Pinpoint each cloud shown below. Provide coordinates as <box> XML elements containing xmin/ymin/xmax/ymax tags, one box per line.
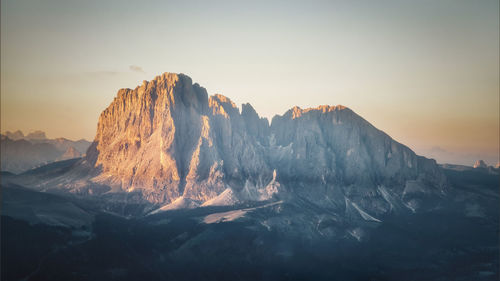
<box><xmin>129</xmin><ymin>65</ymin><xmax>145</xmax><ymax>73</ymax></box>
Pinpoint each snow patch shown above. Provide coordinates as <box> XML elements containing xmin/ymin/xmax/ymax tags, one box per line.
<box><xmin>150</xmin><ymin>197</ymin><xmax>200</xmax><ymax>214</ymax></box>
<box><xmin>203</xmin><ymin>201</ymin><xmax>283</xmax><ymax>224</ymax></box>
<box><xmin>377</xmin><ymin>186</ymin><xmax>394</xmax><ymax>211</ymax></box>
<box><xmin>203</xmin><ymin>209</ymin><xmax>248</xmax><ymax>224</ymax></box>
<box><xmin>351</xmin><ymin>202</ymin><xmax>382</xmax><ymax>222</ymax></box>
<box><xmin>203</xmin><ymin>170</ymin><xmax>281</xmax><ymax>207</ymax></box>
<box><xmin>201</xmin><ymin>188</ymin><xmax>239</xmax><ymax>207</ymax></box>
<box><xmin>345</xmin><ymin>197</ymin><xmax>381</xmax><ymax>223</ymax></box>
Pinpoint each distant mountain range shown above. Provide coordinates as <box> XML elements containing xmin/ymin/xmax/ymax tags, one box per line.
<box><xmin>0</xmin><ymin>130</ymin><xmax>90</xmax><ymax>173</ymax></box>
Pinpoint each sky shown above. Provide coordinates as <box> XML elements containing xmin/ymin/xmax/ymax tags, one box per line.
<box><xmin>1</xmin><ymin>0</ymin><xmax>498</xmax><ymax>166</ymax></box>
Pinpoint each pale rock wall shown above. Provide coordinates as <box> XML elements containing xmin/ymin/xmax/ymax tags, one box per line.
<box><xmin>82</xmin><ymin>72</ymin><xmax>446</xmax><ymax>206</ymax></box>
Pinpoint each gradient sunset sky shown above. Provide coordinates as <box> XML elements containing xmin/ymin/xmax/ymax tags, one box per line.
<box><xmin>1</xmin><ymin>0</ymin><xmax>499</xmax><ymax>166</ymax></box>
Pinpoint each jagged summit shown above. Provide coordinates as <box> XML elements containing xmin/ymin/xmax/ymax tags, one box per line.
<box><xmin>3</xmin><ymin>130</ymin><xmax>25</xmax><ymax>140</ymax></box>
<box><xmin>27</xmin><ymin>72</ymin><xmax>445</xmax><ymax>212</ymax></box>
<box><xmin>117</xmin><ymin>72</ymin><xmax>192</xmax><ymax>92</ymax></box>
<box><xmin>3</xmin><ymin>130</ymin><xmax>47</xmax><ymax>141</ymax></box>
<box><xmin>281</xmin><ymin>105</ymin><xmax>349</xmax><ymax>120</ymax></box>
<box><xmin>209</xmin><ymin>94</ymin><xmax>239</xmax><ymax>118</ymax></box>
<box><xmin>1</xmin><ymin>130</ymin><xmax>91</xmax><ymax>173</ymax></box>
<box><xmin>25</xmin><ymin>130</ymin><xmax>47</xmax><ymax>141</ymax></box>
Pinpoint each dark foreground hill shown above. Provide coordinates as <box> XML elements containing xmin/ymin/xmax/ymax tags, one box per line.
<box><xmin>1</xmin><ymin>165</ymin><xmax>498</xmax><ymax>281</ymax></box>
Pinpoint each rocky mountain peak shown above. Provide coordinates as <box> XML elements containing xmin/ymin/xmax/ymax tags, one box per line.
<box><xmin>473</xmin><ymin>160</ymin><xmax>488</xmax><ymax>169</ymax></box>
<box><xmin>25</xmin><ymin>130</ymin><xmax>47</xmax><ymax>141</ymax></box>
<box><xmin>1</xmin><ymin>131</ymin><xmax>91</xmax><ymax>174</ymax></box>
<box><xmin>209</xmin><ymin>94</ymin><xmax>239</xmax><ymax>118</ymax></box>
<box><xmin>4</xmin><ymin>130</ymin><xmax>25</xmax><ymax>140</ymax></box>
<box><xmin>280</xmin><ymin>105</ymin><xmax>348</xmax><ymax>120</ymax></box>
<box><xmin>3</xmin><ymin>130</ymin><xmax>49</xmax><ymax>141</ymax></box>
<box><xmin>73</xmin><ymin>72</ymin><xmax>447</xmax><ymax>208</ymax></box>
<box><xmin>58</xmin><ymin>146</ymin><xmax>82</xmax><ymax>160</ymax></box>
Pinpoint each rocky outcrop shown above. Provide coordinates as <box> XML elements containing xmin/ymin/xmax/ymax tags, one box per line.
<box><xmin>84</xmin><ymin>73</ymin><xmax>272</xmax><ymax>203</ymax></box>
<box><xmin>269</xmin><ymin>105</ymin><xmax>444</xmax><ymax>187</ymax></box>
<box><xmin>44</xmin><ymin>138</ymin><xmax>90</xmax><ymax>155</ymax></box>
<box><xmin>473</xmin><ymin>160</ymin><xmax>488</xmax><ymax>169</ymax></box>
<box><xmin>58</xmin><ymin>147</ymin><xmax>82</xmax><ymax>160</ymax></box>
<box><xmin>77</xmin><ymin>72</ymin><xmax>446</xmax><ymax>209</ymax></box>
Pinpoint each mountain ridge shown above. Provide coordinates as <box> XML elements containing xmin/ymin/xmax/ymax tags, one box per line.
<box><xmin>14</xmin><ymin>72</ymin><xmax>446</xmax><ymax>216</ymax></box>
<box><xmin>0</xmin><ymin>131</ymin><xmax>91</xmax><ymax>173</ymax></box>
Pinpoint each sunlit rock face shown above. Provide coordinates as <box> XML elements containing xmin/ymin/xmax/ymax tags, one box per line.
<box><xmin>82</xmin><ymin>72</ymin><xmax>445</xmax><ymax>206</ymax></box>
<box><xmin>85</xmin><ymin>73</ymin><xmax>272</xmax><ymax>203</ymax></box>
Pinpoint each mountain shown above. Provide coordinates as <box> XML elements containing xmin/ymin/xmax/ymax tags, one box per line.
<box><xmin>0</xmin><ymin>136</ymin><xmax>62</xmax><ymax>174</ymax></box>
<box><xmin>19</xmin><ymin>73</ymin><xmax>445</xmax><ymax>216</ymax></box>
<box><xmin>58</xmin><ymin>146</ymin><xmax>82</xmax><ymax>160</ymax></box>
<box><xmin>1</xmin><ymin>72</ymin><xmax>497</xmax><ymax>281</ymax></box>
<box><xmin>25</xmin><ymin>130</ymin><xmax>47</xmax><ymax>141</ymax></box>
<box><xmin>0</xmin><ymin>131</ymin><xmax>91</xmax><ymax>173</ymax></box>
<box><xmin>473</xmin><ymin>159</ymin><xmax>488</xmax><ymax>169</ymax></box>
<box><xmin>4</xmin><ymin>130</ymin><xmax>24</xmax><ymax>140</ymax></box>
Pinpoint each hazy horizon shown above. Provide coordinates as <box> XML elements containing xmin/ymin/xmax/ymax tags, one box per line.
<box><xmin>1</xmin><ymin>0</ymin><xmax>498</xmax><ymax>166</ymax></box>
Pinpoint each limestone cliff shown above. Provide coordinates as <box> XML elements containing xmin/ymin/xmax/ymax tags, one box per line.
<box><xmin>73</xmin><ymin>72</ymin><xmax>445</xmax><ymax>209</ymax></box>
<box><xmin>84</xmin><ymin>73</ymin><xmax>271</xmax><ymax>203</ymax></box>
